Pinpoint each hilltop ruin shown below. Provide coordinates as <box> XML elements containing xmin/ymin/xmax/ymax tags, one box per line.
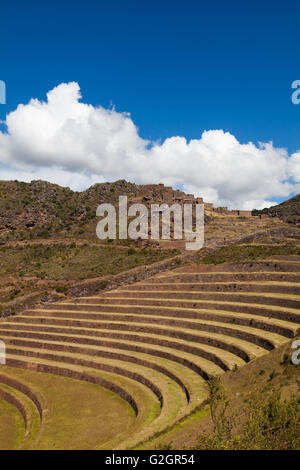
<box><xmin>137</xmin><ymin>182</ymin><xmax>253</xmax><ymax>217</ymax></box>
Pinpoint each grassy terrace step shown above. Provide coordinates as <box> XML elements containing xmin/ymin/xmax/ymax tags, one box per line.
<box><xmin>3</xmin><ymin>313</ymin><xmax>275</xmax><ymax>359</ymax></box>
<box><xmin>12</xmin><ymin>310</ymin><xmax>285</xmax><ymax>350</ymax></box>
<box><xmin>265</xmin><ymin>257</ymin><xmax>300</xmax><ymax>263</ymax></box>
<box><xmin>0</xmin><ymin>381</ymin><xmax>41</xmax><ymax>449</ymax></box>
<box><xmin>102</xmin><ymin>290</ymin><xmax>300</xmax><ymax>310</ymax></box>
<box><xmin>40</xmin><ymin>301</ymin><xmax>299</xmax><ymax>337</ymax></box>
<box><xmin>2</xmin><ymin>339</ymin><xmax>211</xmax><ymax>426</ymax></box>
<box><xmin>3</xmin><ymin>347</ymin><xmax>191</xmax><ymax>416</ymax></box>
<box><xmin>124</xmin><ymin>281</ymin><xmax>300</xmax><ymax>295</ymax></box>
<box><xmin>0</xmin><ymin>385</ymin><xmax>26</xmax><ymax>449</ymax></box>
<box><xmin>1</xmin><ymin>366</ymin><xmax>138</xmax><ymax>450</ymax></box>
<box><xmin>79</xmin><ymin>295</ymin><xmax>300</xmax><ymax>326</ymax></box>
<box><xmin>83</xmin><ymin>284</ymin><xmax>300</xmax><ymax>302</ymax></box>
<box><xmin>0</xmin><ymin>373</ymin><xmax>43</xmax><ymax>422</ymax></box>
<box><xmin>0</xmin><ymin>325</ymin><xmax>246</xmax><ymax>370</ymax></box>
<box><xmin>0</xmin><ymin>332</ymin><xmax>225</xmax><ymax>380</ymax></box>
<box><xmin>105</xmin><ymin>286</ymin><xmax>300</xmax><ymax>310</ymax></box>
<box><xmin>0</xmin><ymin>318</ymin><xmax>264</xmax><ymax>362</ymax></box>
<box><xmin>1</xmin><ymin>253</ymin><xmax>299</xmax><ymax>449</ymax></box>
<box><xmin>0</xmin><ymin>384</ymin><xmax>27</xmax><ymax>427</ymax></box>
<box><xmin>0</xmin><ymin>335</ymin><xmax>213</xmax><ymax>404</ymax></box>
<box><xmin>4</xmin><ymin>345</ymin><xmax>170</xmax><ymax>410</ymax></box>
<box><xmin>0</xmin><ymin>373</ymin><xmax>43</xmax><ymax>449</ymax></box>
<box><xmin>171</xmin><ymin>261</ymin><xmax>300</xmax><ymax>272</ymax></box>
<box><xmin>92</xmin><ymin>300</ymin><xmax>299</xmax><ymax>338</ymax></box>
<box><xmin>3</xmin><ymin>358</ymin><xmax>151</xmax><ymax>450</ymax></box>
<box><xmin>0</xmin><ymin>392</ymin><xmax>25</xmax><ymax>449</ymax></box>
<box><xmin>2</xmin><ymin>339</ymin><xmax>209</xmax><ymax>425</ymax></box>
<box><xmin>144</xmin><ymin>272</ymin><xmax>300</xmax><ymax>283</ymax></box>
<box><xmin>2</xmin><ymin>354</ymin><xmax>207</xmax><ymax>449</ymax></box>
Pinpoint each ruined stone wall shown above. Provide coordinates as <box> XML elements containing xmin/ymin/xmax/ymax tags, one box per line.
<box><xmin>237</xmin><ymin>210</ymin><xmax>252</xmax><ymax>217</ymax></box>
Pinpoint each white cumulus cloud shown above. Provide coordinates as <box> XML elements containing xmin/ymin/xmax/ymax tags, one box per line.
<box><xmin>0</xmin><ymin>81</ymin><xmax>298</xmax><ymax>209</ymax></box>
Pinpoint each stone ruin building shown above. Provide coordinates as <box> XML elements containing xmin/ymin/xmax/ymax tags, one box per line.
<box><xmin>138</xmin><ymin>183</ymin><xmax>254</xmax><ymax>218</ymax></box>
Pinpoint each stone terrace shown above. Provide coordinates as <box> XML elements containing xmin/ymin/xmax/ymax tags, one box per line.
<box><xmin>0</xmin><ymin>254</ymin><xmax>299</xmax><ymax>448</ymax></box>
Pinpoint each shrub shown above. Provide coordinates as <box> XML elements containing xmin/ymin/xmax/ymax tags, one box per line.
<box><xmin>281</xmin><ymin>353</ymin><xmax>291</xmax><ymax>366</ymax></box>
<box><xmin>269</xmin><ymin>370</ymin><xmax>278</xmax><ymax>381</ymax></box>
<box><xmin>195</xmin><ymin>381</ymin><xmax>300</xmax><ymax>450</ymax></box>
<box><xmin>55</xmin><ymin>286</ymin><xmax>68</xmax><ymax>294</ymax></box>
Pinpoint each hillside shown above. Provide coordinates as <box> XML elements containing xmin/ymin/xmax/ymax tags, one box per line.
<box><xmin>0</xmin><ymin>179</ymin><xmax>299</xmax><ymax>318</ymax></box>
<box><xmin>0</xmin><ymin>179</ymin><xmax>298</xmax><ymax>245</ymax></box>
<box><xmin>0</xmin><ymin>179</ymin><xmax>139</xmax><ymax>240</ymax></box>
<box><xmin>145</xmin><ymin>338</ymin><xmax>300</xmax><ymax>450</ymax></box>
<box><xmin>253</xmin><ymin>193</ymin><xmax>300</xmax><ymax>226</ymax></box>
<box><xmin>0</xmin><ymin>179</ymin><xmax>300</xmax><ymax>450</ymax></box>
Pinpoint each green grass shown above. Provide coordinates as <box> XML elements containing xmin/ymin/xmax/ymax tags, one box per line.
<box><xmin>0</xmin><ymin>396</ymin><xmax>25</xmax><ymax>449</ymax></box>
<box><xmin>144</xmin><ymin>339</ymin><xmax>300</xmax><ymax>450</ymax></box>
<box><xmin>139</xmin><ymin>405</ymin><xmax>209</xmax><ymax>450</ymax></box>
<box><xmin>34</xmin><ymin>377</ymin><xmax>135</xmax><ymax>450</ymax></box>
<box><xmin>0</xmin><ymin>241</ymin><xmax>178</xmax><ymax>317</ymax></box>
<box><xmin>198</xmin><ymin>244</ymin><xmax>300</xmax><ymax>265</ymax></box>
<box><xmin>0</xmin><ymin>243</ymin><xmax>178</xmax><ymax>281</ymax></box>
<box><xmin>0</xmin><ymin>367</ymin><xmax>137</xmax><ymax>450</ymax></box>
<box><xmin>0</xmin><ymin>382</ymin><xmax>41</xmax><ymax>449</ymax></box>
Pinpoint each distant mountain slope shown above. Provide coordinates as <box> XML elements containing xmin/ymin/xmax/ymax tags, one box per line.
<box><xmin>253</xmin><ymin>194</ymin><xmax>300</xmax><ymax>225</ymax></box>
<box><xmin>0</xmin><ymin>179</ymin><xmax>203</xmax><ymax>237</ymax></box>
<box><xmin>0</xmin><ymin>179</ymin><xmax>139</xmax><ymax>234</ymax></box>
<box><xmin>0</xmin><ymin>179</ymin><xmax>295</xmax><ymax>245</ymax></box>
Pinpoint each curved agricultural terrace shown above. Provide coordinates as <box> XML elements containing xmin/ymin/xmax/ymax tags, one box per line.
<box><xmin>0</xmin><ymin>255</ymin><xmax>299</xmax><ymax>449</ymax></box>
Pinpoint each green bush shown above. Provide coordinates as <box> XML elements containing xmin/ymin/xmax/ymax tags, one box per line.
<box><xmin>195</xmin><ymin>379</ymin><xmax>300</xmax><ymax>450</ymax></box>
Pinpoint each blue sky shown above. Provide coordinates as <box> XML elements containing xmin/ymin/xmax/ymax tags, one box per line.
<box><xmin>0</xmin><ymin>0</ymin><xmax>300</xmax><ymax>209</ymax></box>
